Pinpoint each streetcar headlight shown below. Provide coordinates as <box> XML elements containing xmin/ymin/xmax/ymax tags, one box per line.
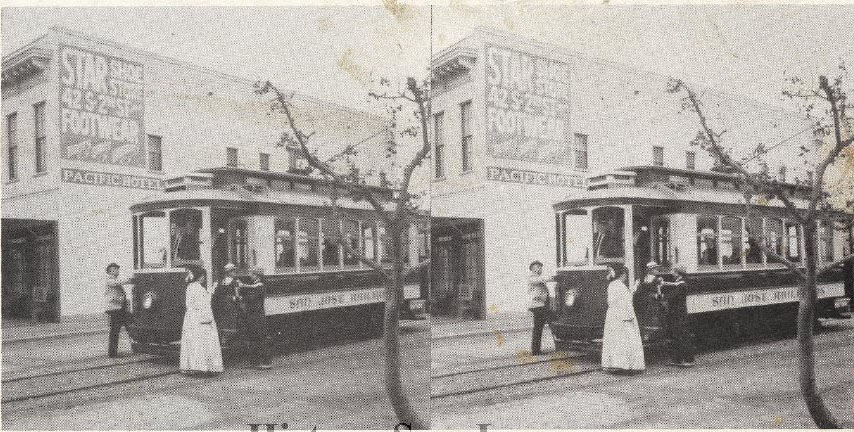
<box><xmin>564</xmin><ymin>289</ymin><xmax>577</xmax><ymax>307</ymax></box>
<box><xmin>142</xmin><ymin>292</ymin><xmax>157</xmax><ymax>309</ymax></box>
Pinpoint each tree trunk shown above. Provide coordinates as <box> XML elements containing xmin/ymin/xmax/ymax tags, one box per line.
<box><xmin>383</xmin><ymin>228</ymin><xmax>427</xmax><ymax>429</ymax></box>
<box><xmin>798</xmin><ymin>226</ymin><xmax>840</xmax><ymax>428</ymax></box>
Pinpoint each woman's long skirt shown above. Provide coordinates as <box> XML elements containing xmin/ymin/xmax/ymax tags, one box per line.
<box><xmin>601</xmin><ymin>313</ymin><xmax>645</xmax><ymax>371</ymax></box>
<box><xmin>180</xmin><ymin>320</ymin><xmax>224</xmax><ymax>374</ymax></box>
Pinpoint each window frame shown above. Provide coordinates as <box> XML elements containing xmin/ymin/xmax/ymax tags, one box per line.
<box><xmin>274</xmin><ymin>217</ymin><xmax>297</xmax><ymax>273</ymax></box>
<box><xmin>259</xmin><ymin>152</ymin><xmax>270</xmax><ymax>171</ymax></box>
<box><xmin>696</xmin><ymin>214</ymin><xmax>719</xmax><ymax>269</ymax></box>
<box><xmin>434</xmin><ymin>111</ymin><xmax>446</xmax><ymax>179</ymax></box>
<box><xmin>652</xmin><ymin>146</ymin><xmax>664</xmax><ymax>167</ymax></box>
<box><xmin>574</xmin><ymin>133</ymin><xmax>589</xmax><ymax>170</ymax></box>
<box><xmin>34</xmin><ymin>101</ymin><xmax>47</xmax><ymax>174</ymax></box>
<box><xmin>6</xmin><ymin>112</ymin><xmax>18</xmax><ymax>181</ymax></box>
<box><xmin>226</xmin><ymin>147</ymin><xmax>238</xmax><ymax>167</ymax></box>
<box><xmin>147</xmin><ymin>135</ymin><xmax>163</xmax><ymax>172</ymax></box>
<box><xmin>685</xmin><ymin>151</ymin><xmax>696</xmax><ymax>170</ymax></box>
<box><xmin>460</xmin><ymin>101</ymin><xmax>473</xmax><ymax>172</ymax></box>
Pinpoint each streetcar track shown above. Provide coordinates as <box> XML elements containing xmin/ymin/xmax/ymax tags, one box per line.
<box><xmin>431</xmin><ymin>352</ymin><xmax>589</xmax><ymax>379</ymax></box>
<box><xmin>2</xmin><ymin>369</ymin><xmax>180</xmax><ymax>404</ymax></box>
<box><xmin>2</xmin><ymin>356</ymin><xmax>153</xmax><ymax>384</ymax></box>
<box><xmin>430</xmin><ymin>325</ymin><xmax>852</xmax><ymax>401</ymax></box>
<box><xmin>431</xmin><ymin>363</ymin><xmax>601</xmax><ymax>400</ymax></box>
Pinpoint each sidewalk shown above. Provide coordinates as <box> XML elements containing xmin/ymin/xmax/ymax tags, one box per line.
<box><xmin>430</xmin><ymin>311</ymin><xmax>533</xmax><ymax>340</ymax></box>
<box><xmin>1</xmin><ymin>313</ymin><xmax>108</xmax><ymax>345</ymax></box>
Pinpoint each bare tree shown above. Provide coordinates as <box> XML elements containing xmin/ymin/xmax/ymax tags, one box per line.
<box><xmin>255</xmin><ymin>77</ymin><xmax>430</xmax><ymax>429</ymax></box>
<box><xmin>668</xmin><ymin>66</ymin><xmax>853</xmax><ymax>428</ymax></box>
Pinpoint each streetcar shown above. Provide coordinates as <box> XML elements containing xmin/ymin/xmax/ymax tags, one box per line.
<box><xmin>127</xmin><ymin>167</ymin><xmax>428</xmax><ymax>355</ymax></box>
<box><xmin>550</xmin><ymin>165</ymin><xmax>853</xmax><ymax>350</ymax></box>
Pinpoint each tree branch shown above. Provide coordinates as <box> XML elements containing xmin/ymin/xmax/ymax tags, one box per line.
<box><xmin>741</xmin><ymin>194</ymin><xmax>806</xmax><ymax>279</ymax></box>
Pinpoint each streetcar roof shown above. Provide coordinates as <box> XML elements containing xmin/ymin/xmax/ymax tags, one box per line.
<box><xmin>130</xmin><ymin>187</ymin><xmax>395</xmax><ymax>213</ymax></box>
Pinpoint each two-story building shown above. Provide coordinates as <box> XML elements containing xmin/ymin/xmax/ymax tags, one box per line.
<box><xmin>428</xmin><ymin>28</ymin><xmax>813</xmax><ymax>318</ymax></box>
<box><xmin>2</xmin><ymin>27</ymin><xmax>389</xmax><ymax>322</ymax></box>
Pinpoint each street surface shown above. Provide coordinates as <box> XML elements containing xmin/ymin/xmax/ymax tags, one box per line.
<box><xmin>431</xmin><ymin>319</ymin><xmax>854</xmax><ymax>429</ymax></box>
<box><xmin>2</xmin><ymin>321</ymin><xmax>429</xmax><ymax>430</ymax></box>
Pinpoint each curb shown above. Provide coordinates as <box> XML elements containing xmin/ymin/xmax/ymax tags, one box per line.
<box><xmin>2</xmin><ymin>327</ymin><xmax>109</xmax><ymax>345</ymax></box>
<box><xmin>431</xmin><ymin>324</ymin><xmax>533</xmax><ymax>341</ymax></box>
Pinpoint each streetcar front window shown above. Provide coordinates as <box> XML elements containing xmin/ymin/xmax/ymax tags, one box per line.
<box><xmin>563</xmin><ymin>210</ymin><xmax>589</xmax><ymax>265</ymax></box>
<box><xmin>275</xmin><ymin>218</ymin><xmax>296</xmax><ymax>271</ymax></box>
<box><xmin>139</xmin><ymin>211</ymin><xmax>168</xmax><ymax>268</ymax></box>
<box><xmin>230</xmin><ymin>220</ymin><xmax>248</xmax><ymax>269</ymax></box>
<box><xmin>298</xmin><ymin>218</ymin><xmax>320</xmax><ymax>271</ymax></box>
<box><xmin>652</xmin><ymin>216</ymin><xmax>670</xmax><ymax>265</ymax></box>
<box><xmin>696</xmin><ymin>215</ymin><xmax>718</xmax><ymax>267</ymax></box>
<box><xmin>592</xmin><ymin>207</ymin><xmax>625</xmax><ymax>263</ymax></box>
<box><xmin>171</xmin><ymin>209</ymin><xmax>202</xmax><ymax>265</ymax></box>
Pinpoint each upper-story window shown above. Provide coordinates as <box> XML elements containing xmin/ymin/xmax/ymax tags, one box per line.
<box><xmin>148</xmin><ymin>135</ymin><xmax>163</xmax><ymax>172</ymax></box>
<box><xmin>653</xmin><ymin>146</ymin><xmax>664</xmax><ymax>167</ymax></box>
<box><xmin>226</xmin><ymin>147</ymin><xmax>238</xmax><ymax>167</ymax></box>
<box><xmin>260</xmin><ymin>152</ymin><xmax>270</xmax><ymax>171</ymax></box>
<box><xmin>434</xmin><ymin>112</ymin><xmax>445</xmax><ymax>178</ymax></box>
<box><xmin>460</xmin><ymin>101</ymin><xmax>472</xmax><ymax>172</ymax></box>
<box><xmin>574</xmin><ymin>133</ymin><xmax>589</xmax><ymax>170</ymax></box>
<box><xmin>6</xmin><ymin>113</ymin><xmax>18</xmax><ymax>181</ymax></box>
<box><xmin>34</xmin><ymin>102</ymin><xmax>46</xmax><ymax>173</ymax></box>
<box><xmin>686</xmin><ymin>151</ymin><xmax>696</xmax><ymax>170</ymax></box>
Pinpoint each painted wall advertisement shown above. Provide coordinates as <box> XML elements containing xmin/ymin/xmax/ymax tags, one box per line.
<box><xmin>59</xmin><ymin>45</ymin><xmax>145</xmax><ymax>167</ymax></box>
<box><xmin>486</xmin><ymin>166</ymin><xmax>586</xmax><ymax>188</ymax></box>
<box><xmin>485</xmin><ymin>44</ymin><xmax>572</xmax><ymax>165</ymax></box>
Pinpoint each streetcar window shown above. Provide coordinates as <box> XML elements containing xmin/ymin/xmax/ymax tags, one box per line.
<box><xmin>765</xmin><ymin>218</ymin><xmax>784</xmax><ymax>264</ymax></box>
<box><xmin>230</xmin><ymin>220</ymin><xmax>248</xmax><ymax>269</ymax></box>
<box><xmin>171</xmin><ymin>209</ymin><xmax>202</xmax><ymax>265</ymax></box>
<box><xmin>696</xmin><ymin>215</ymin><xmax>718</xmax><ymax>267</ymax></box>
<box><xmin>379</xmin><ymin>224</ymin><xmax>394</xmax><ymax>265</ymax></box>
<box><xmin>592</xmin><ymin>207</ymin><xmax>625</xmax><ymax>263</ymax></box>
<box><xmin>297</xmin><ymin>218</ymin><xmax>320</xmax><ymax>271</ymax></box>
<box><xmin>139</xmin><ymin>211</ymin><xmax>168</xmax><ymax>268</ymax></box>
<box><xmin>274</xmin><ymin>218</ymin><xmax>296</xmax><ymax>271</ymax></box>
<box><xmin>652</xmin><ymin>216</ymin><xmax>670</xmax><ymax>265</ymax></box>
<box><xmin>417</xmin><ymin>224</ymin><xmax>430</xmax><ymax>263</ymax></box>
<box><xmin>362</xmin><ymin>222</ymin><xmax>377</xmax><ymax>261</ymax></box>
<box><xmin>720</xmin><ymin>216</ymin><xmax>742</xmax><ymax>266</ymax></box>
<box><xmin>343</xmin><ymin>220</ymin><xmax>360</xmax><ymax>267</ymax></box>
<box><xmin>321</xmin><ymin>219</ymin><xmax>342</xmax><ymax>270</ymax></box>
<box><xmin>562</xmin><ymin>210</ymin><xmax>589</xmax><ymax>265</ymax></box>
<box><xmin>785</xmin><ymin>221</ymin><xmax>802</xmax><ymax>262</ymax></box>
<box><xmin>744</xmin><ymin>217</ymin><xmax>763</xmax><ymax>265</ymax></box>
<box><xmin>820</xmin><ymin>220</ymin><xmax>834</xmax><ymax>262</ymax></box>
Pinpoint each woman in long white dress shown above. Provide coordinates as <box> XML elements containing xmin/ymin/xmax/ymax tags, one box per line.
<box><xmin>601</xmin><ymin>264</ymin><xmax>645</xmax><ymax>373</ymax></box>
<box><xmin>180</xmin><ymin>267</ymin><xmax>224</xmax><ymax>376</ymax></box>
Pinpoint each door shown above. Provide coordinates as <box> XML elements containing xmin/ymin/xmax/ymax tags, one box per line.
<box><xmin>31</xmin><ymin>234</ymin><xmax>57</xmax><ymax>320</ymax></box>
<box><xmin>2</xmin><ymin>243</ymin><xmax>29</xmax><ymax>319</ymax></box>
<box><xmin>431</xmin><ymin>240</ymin><xmax>454</xmax><ymax>316</ymax></box>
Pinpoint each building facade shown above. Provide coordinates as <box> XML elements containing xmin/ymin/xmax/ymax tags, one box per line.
<box><xmin>2</xmin><ymin>27</ymin><xmax>388</xmax><ymax>322</ymax></box>
<box><xmin>428</xmin><ymin>28</ymin><xmax>812</xmax><ymax>318</ymax></box>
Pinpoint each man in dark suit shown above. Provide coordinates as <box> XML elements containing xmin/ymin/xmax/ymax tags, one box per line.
<box><xmin>660</xmin><ymin>265</ymin><xmax>695</xmax><ymax>367</ymax></box>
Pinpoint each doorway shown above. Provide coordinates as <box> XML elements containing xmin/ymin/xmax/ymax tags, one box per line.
<box><xmin>430</xmin><ymin>217</ymin><xmax>485</xmax><ymax>319</ymax></box>
<box><xmin>1</xmin><ymin>219</ymin><xmax>59</xmax><ymax>322</ymax></box>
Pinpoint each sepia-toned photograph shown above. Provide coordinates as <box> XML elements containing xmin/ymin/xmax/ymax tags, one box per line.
<box><xmin>2</xmin><ymin>2</ymin><xmax>854</xmax><ymax>430</ymax></box>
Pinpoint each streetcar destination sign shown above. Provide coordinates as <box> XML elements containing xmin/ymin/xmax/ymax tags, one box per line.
<box><xmin>265</xmin><ymin>284</ymin><xmax>420</xmax><ymax>315</ymax></box>
<box><xmin>686</xmin><ymin>283</ymin><xmax>845</xmax><ymax>314</ymax></box>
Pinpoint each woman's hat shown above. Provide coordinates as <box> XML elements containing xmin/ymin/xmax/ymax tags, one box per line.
<box><xmin>223</xmin><ymin>263</ymin><xmax>236</xmax><ymax>271</ymax></box>
<box><xmin>529</xmin><ymin>260</ymin><xmax>544</xmax><ymax>270</ymax></box>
